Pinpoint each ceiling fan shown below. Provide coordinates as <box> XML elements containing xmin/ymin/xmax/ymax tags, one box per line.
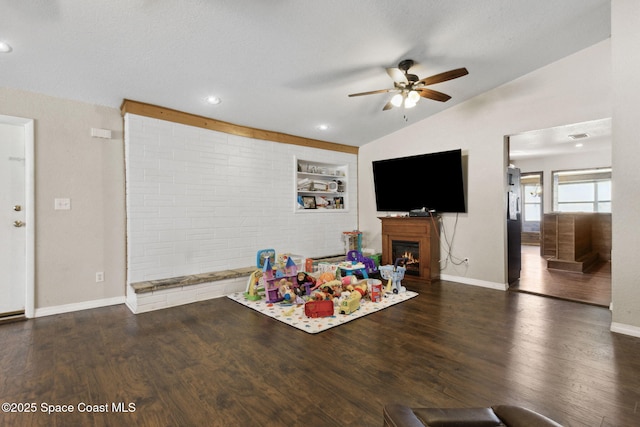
<box><xmin>348</xmin><ymin>59</ymin><xmax>468</xmax><ymax>111</ymax></box>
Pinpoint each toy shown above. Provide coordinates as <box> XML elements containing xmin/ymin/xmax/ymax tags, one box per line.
<box><xmin>316</xmin><ymin>271</ymin><xmax>336</xmax><ymax>286</ymax></box>
<box><xmin>317</xmin><ymin>280</ymin><xmax>344</xmax><ymax>299</ymax></box>
<box><xmin>256</xmin><ymin>249</ymin><xmax>276</xmax><ymax>269</ymax></box>
<box><xmin>349</xmin><ymin>281</ymin><xmax>368</xmax><ymax>298</ymax></box>
<box><xmin>296</xmin><ymin>272</ymin><xmax>315</xmax><ymax>296</ymax></box>
<box><xmin>326</xmin><ymin>279</ymin><xmax>344</xmax><ymax>298</ymax></box>
<box><xmin>263</xmin><ymin>256</ymin><xmax>299</xmax><ymax>303</ymax></box>
<box><xmin>380</xmin><ymin>257</ymin><xmax>408</xmax><ymax>294</ymax></box>
<box><xmin>311</xmin><ymin>282</ymin><xmax>336</xmax><ymax>301</ymax></box>
<box><xmin>367</xmin><ymin>278</ymin><xmax>383</xmax><ymax>302</ymax></box>
<box><xmin>341</xmin><ymin>275</ymin><xmax>358</xmax><ymax>286</ymax></box>
<box><xmin>339</xmin><ymin>260</ymin><xmax>369</xmax><ymax>279</ymax></box>
<box><xmin>342</xmin><ymin>230</ymin><xmax>362</xmax><ymax>254</ymax></box>
<box><xmin>244</xmin><ymin>270</ymin><xmax>264</xmax><ymax>301</ymax></box>
<box><xmin>297</xmin><ymin>271</ymin><xmax>315</xmax><ymax>285</ymax></box>
<box><xmin>311</xmin><ymin>291</ymin><xmax>330</xmax><ymax>301</ymax></box>
<box><xmin>346</xmin><ymin>250</ymin><xmax>378</xmax><ymax>276</ymax></box>
<box><xmin>304</xmin><ymin>300</ymin><xmax>334</xmax><ymax>318</ymax></box>
<box><xmin>282</xmin><ymin>306</ymin><xmax>296</xmax><ymax>317</ymax></box>
<box><xmin>278</xmin><ymin>279</ymin><xmax>300</xmax><ymax>304</ymax></box>
<box><xmin>338</xmin><ymin>290</ymin><xmax>361</xmax><ymax>314</ymax></box>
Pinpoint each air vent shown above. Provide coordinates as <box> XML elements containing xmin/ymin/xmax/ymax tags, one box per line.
<box><xmin>568</xmin><ymin>133</ymin><xmax>589</xmax><ymax>140</ymax></box>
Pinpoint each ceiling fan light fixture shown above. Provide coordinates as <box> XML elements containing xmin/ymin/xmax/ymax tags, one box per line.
<box><xmin>407</xmin><ymin>90</ymin><xmax>420</xmax><ymax>104</ymax></box>
<box><xmin>390</xmin><ymin>93</ymin><xmax>404</xmax><ymax>107</ymax></box>
<box><xmin>404</xmin><ymin>98</ymin><xmax>417</xmax><ymax>109</ymax></box>
<box><xmin>348</xmin><ymin>59</ymin><xmax>468</xmax><ymax>111</ymax></box>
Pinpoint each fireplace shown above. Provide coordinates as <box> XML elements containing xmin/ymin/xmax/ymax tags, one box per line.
<box><xmin>391</xmin><ymin>240</ymin><xmax>420</xmax><ymax>276</ymax></box>
<box><xmin>379</xmin><ymin>216</ymin><xmax>440</xmax><ymax>283</ymax></box>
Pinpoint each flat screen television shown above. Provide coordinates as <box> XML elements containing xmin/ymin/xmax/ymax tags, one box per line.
<box><xmin>372</xmin><ymin>149</ymin><xmax>466</xmax><ymax>213</ymax></box>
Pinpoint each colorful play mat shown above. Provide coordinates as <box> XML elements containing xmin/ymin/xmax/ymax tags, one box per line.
<box><xmin>227</xmin><ymin>291</ymin><xmax>418</xmax><ymax>334</ymax></box>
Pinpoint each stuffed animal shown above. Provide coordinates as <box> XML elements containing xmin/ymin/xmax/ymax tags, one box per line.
<box><xmin>316</xmin><ymin>271</ymin><xmax>336</xmax><ymax>286</ymax></box>
<box><xmin>353</xmin><ymin>282</ymin><xmax>368</xmax><ymax>298</ymax></box>
<box><xmin>278</xmin><ymin>279</ymin><xmax>297</xmax><ymax>303</ymax></box>
<box><xmin>312</xmin><ymin>290</ymin><xmax>331</xmax><ymax>301</ymax></box>
<box><xmin>341</xmin><ymin>275</ymin><xmax>358</xmax><ymax>286</ymax></box>
<box><xmin>297</xmin><ymin>271</ymin><xmax>315</xmax><ymax>286</ymax></box>
<box><xmin>319</xmin><ymin>283</ymin><xmax>336</xmax><ymax>299</ymax></box>
<box><xmin>346</xmin><ymin>281</ymin><xmax>368</xmax><ymax>298</ymax></box>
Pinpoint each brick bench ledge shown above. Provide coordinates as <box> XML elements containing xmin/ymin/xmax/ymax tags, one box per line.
<box><xmin>131</xmin><ymin>266</ymin><xmax>257</xmax><ymax>294</ymax></box>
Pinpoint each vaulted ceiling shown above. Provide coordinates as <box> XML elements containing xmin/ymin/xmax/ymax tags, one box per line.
<box><xmin>1</xmin><ymin>0</ymin><xmax>610</xmax><ymax>147</ymax></box>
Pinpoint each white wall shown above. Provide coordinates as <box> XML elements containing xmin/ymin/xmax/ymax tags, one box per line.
<box><xmin>611</xmin><ymin>0</ymin><xmax>640</xmax><ymax>334</ymax></box>
<box><xmin>0</xmin><ymin>87</ymin><xmax>126</xmax><ymax>314</ymax></box>
<box><xmin>358</xmin><ymin>39</ymin><xmax>612</xmax><ymax>288</ymax></box>
<box><xmin>124</xmin><ymin>114</ymin><xmax>358</xmax><ymax>284</ymax></box>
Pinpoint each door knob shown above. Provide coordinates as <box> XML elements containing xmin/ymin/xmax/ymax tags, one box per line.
<box><xmin>13</xmin><ymin>220</ymin><xmax>25</xmax><ymax>227</ymax></box>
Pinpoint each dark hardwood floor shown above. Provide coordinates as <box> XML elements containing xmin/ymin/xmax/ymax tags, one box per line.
<box><xmin>1</xmin><ymin>281</ymin><xmax>638</xmax><ymax>426</ymax></box>
<box><xmin>511</xmin><ymin>245</ymin><xmax>612</xmax><ymax>307</ymax></box>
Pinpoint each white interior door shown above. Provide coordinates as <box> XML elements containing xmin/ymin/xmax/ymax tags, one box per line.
<box><xmin>0</xmin><ymin>122</ymin><xmax>26</xmax><ymax>314</ymax></box>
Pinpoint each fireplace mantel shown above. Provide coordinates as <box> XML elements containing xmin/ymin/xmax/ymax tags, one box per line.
<box><xmin>379</xmin><ymin>216</ymin><xmax>440</xmax><ymax>284</ymax></box>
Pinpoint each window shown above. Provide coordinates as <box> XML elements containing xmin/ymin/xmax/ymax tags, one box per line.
<box><xmin>552</xmin><ymin>168</ymin><xmax>611</xmax><ymax>212</ymax></box>
<box><xmin>521</xmin><ymin>172</ymin><xmax>542</xmax><ymax>232</ymax></box>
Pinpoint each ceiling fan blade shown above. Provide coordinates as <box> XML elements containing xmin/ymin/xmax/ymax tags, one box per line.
<box><xmin>382</xmin><ymin>101</ymin><xmax>394</xmax><ymax>111</ymax></box>
<box><xmin>348</xmin><ymin>88</ymin><xmax>395</xmax><ymax>97</ymax></box>
<box><xmin>419</xmin><ymin>67</ymin><xmax>469</xmax><ymax>86</ymax></box>
<box><xmin>416</xmin><ymin>88</ymin><xmax>452</xmax><ymax>102</ymax></box>
<box><xmin>386</xmin><ymin>68</ymin><xmax>408</xmax><ymax>84</ymax></box>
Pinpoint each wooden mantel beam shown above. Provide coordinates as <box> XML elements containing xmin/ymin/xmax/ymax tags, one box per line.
<box><xmin>120</xmin><ymin>99</ymin><xmax>358</xmax><ymax>155</ymax></box>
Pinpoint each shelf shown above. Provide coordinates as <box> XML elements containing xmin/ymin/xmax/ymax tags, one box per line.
<box><xmin>296</xmin><ymin>207</ymin><xmax>349</xmax><ymax>213</ymax></box>
<box><xmin>297</xmin><ymin>171</ymin><xmax>345</xmax><ymax>179</ymax></box>
<box><xmin>295</xmin><ymin>157</ymin><xmax>348</xmax><ymax>212</ymax></box>
<box><xmin>297</xmin><ymin>191</ymin><xmax>345</xmax><ymax>196</ymax></box>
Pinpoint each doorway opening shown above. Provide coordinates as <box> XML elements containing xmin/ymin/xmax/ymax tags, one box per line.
<box><xmin>506</xmin><ymin>118</ymin><xmax>612</xmax><ymax>307</ymax></box>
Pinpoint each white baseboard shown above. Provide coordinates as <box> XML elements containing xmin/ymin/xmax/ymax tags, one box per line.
<box><xmin>440</xmin><ymin>274</ymin><xmax>508</xmax><ymax>291</ymax></box>
<box><xmin>34</xmin><ymin>296</ymin><xmax>126</xmax><ymax>318</ymax></box>
<box><xmin>610</xmin><ymin>322</ymin><xmax>640</xmax><ymax>338</ymax></box>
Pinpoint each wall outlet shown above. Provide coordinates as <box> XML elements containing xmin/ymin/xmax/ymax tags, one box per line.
<box><xmin>96</xmin><ymin>272</ymin><xmax>104</xmax><ymax>282</ymax></box>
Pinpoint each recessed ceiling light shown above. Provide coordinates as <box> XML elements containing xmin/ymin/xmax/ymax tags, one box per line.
<box><xmin>575</xmin><ymin>143</ymin><xmax>584</xmax><ymax>148</ymax></box>
<box><xmin>205</xmin><ymin>96</ymin><xmax>221</xmax><ymax>105</ymax></box>
<box><xmin>316</xmin><ymin>124</ymin><xmax>329</xmax><ymax>131</ymax></box>
<box><xmin>0</xmin><ymin>41</ymin><xmax>12</xmax><ymax>53</ymax></box>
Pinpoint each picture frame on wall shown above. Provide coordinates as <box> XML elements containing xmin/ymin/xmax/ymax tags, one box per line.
<box><xmin>302</xmin><ymin>196</ymin><xmax>316</xmax><ymax>209</ymax></box>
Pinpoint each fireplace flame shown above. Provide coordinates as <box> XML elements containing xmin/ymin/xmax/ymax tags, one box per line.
<box><xmin>402</xmin><ymin>251</ymin><xmax>419</xmax><ymax>265</ymax></box>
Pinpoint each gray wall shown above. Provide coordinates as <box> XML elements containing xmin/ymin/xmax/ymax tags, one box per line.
<box><xmin>0</xmin><ymin>87</ymin><xmax>125</xmax><ymax>312</ymax></box>
<box><xmin>358</xmin><ymin>40</ymin><xmax>611</xmax><ymax>289</ymax></box>
<box><xmin>611</xmin><ymin>0</ymin><xmax>640</xmax><ymax>333</ymax></box>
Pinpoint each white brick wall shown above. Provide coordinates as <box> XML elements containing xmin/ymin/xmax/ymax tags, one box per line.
<box><xmin>124</xmin><ymin>114</ymin><xmax>358</xmax><ymax>310</ymax></box>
